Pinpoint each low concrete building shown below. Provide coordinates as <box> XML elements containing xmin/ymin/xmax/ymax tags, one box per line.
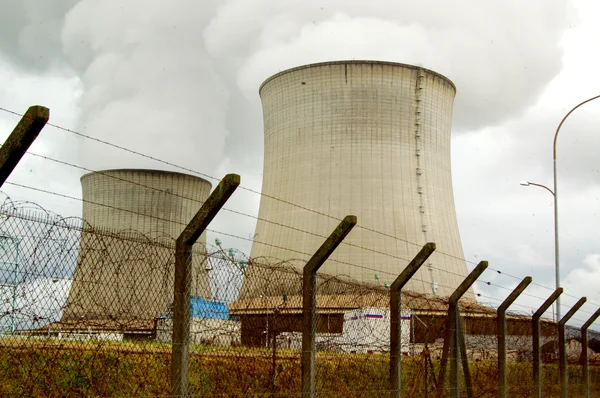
<box><xmin>270</xmin><ymin>307</ymin><xmax>410</xmax><ymax>354</ymax></box>
<box><xmin>229</xmin><ymin>287</ymin><xmax>557</xmax><ymax>355</ymax></box>
<box><xmin>155</xmin><ymin>296</ymin><xmax>241</xmax><ymax>347</ymax></box>
<box><xmin>31</xmin><ymin>319</ymin><xmax>157</xmax><ymax>342</ymax></box>
<box><xmin>156</xmin><ymin>318</ymin><xmax>240</xmax><ymax>347</ymax></box>
<box><xmin>337</xmin><ymin>307</ymin><xmax>410</xmax><ymax>354</ymax></box>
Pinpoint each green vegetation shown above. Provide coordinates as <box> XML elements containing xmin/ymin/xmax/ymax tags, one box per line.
<box><xmin>1</xmin><ymin>344</ymin><xmax>599</xmax><ymax>397</ymax></box>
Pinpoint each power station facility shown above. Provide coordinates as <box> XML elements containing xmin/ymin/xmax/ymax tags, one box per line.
<box><xmin>62</xmin><ymin>169</ymin><xmax>213</xmax><ymax>322</ymax></box>
<box><xmin>241</xmin><ymin>61</ymin><xmax>472</xmax><ymax>299</ymax></box>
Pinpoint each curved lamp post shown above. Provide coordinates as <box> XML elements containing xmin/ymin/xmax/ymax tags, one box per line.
<box><xmin>519</xmin><ymin>180</ymin><xmax>556</xmax><ymax>321</ymax></box>
<box><xmin>521</xmin><ymin>94</ymin><xmax>600</xmax><ymax>321</ymax></box>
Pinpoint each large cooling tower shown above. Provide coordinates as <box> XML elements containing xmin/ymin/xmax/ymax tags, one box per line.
<box><xmin>243</xmin><ymin>61</ymin><xmax>473</xmax><ymax>299</ymax></box>
<box><xmin>62</xmin><ymin>169</ymin><xmax>213</xmax><ymax>321</ymax></box>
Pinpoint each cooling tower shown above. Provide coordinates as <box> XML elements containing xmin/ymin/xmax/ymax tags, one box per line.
<box><xmin>242</xmin><ymin>61</ymin><xmax>473</xmax><ymax>300</ymax></box>
<box><xmin>62</xmin><ymin>169</ymin><xmax>213</xmax><ymax>321</ymax></box>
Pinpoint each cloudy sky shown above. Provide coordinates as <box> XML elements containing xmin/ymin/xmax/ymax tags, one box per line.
<box><xmin>0</xmin><ymin>0</ymin><xmax>599</xmax><ymax>328</ymax></box>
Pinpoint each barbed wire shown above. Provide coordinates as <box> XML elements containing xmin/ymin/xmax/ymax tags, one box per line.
<box><xmin>4</xmin><ymin>165</ymin><xmax>598</xmax><ymax>319</ymax></box>
<box><xmin>2</xmin><ymin>107</ymin><xmax>600</xmax><ymax>317</ymax></box>
<box><xmin>3</xmin><ymin>180</ymin><xmax>593</xmax><ymax>331</ymax></box>
<box><xmin>9</xmin><ymin>137</ymin><xmax>569</xmax><ymax>303</ymax></box>
<box><xmin>0</xmin><ymin>107</ymin><xmax>522</xmax><ymax>275</ymax></box>
<box><xmin>2</xmin><ymin>107</ymin><xmax>589</xmax><ymax>313</ymax></box>
<box><xmin>0</xmin><ymin>189</ymin><xmax>598</xmax><ymax>396</ymax></box>
<box><xmin>4</xmin><ymin>181</ymin><xmax>449</xmax><ymax>289</ymax></box>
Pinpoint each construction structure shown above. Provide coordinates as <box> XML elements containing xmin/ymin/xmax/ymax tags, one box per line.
<box><xmin>242</xmin><ymin>60</ymin><xmax>471</xmax><ymax>299</ymax></box>
<box><xmin>62</xmin><ymin>169</ymin><xmax>212</xmax><ymax>322</ymax></box>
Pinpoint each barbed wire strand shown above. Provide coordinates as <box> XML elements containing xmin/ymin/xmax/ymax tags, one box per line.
<box><xmin>2</xmin><ymin>107</ymin><xmax>599</xmax><ymax>311</ymax></box>
<box><xmin>0</xmin><ymin>108</ymin><xmax>518</xmax><ymax>271</ymax></box>
<box><xmin>10</xmin><ymin>147</ymin><xmax>512</xmax><ymax>293</ymax></box>
<box><xmin>3</xmin><ymin>179</ymin><xmax>548</xmax><ymax>306</ymax></box>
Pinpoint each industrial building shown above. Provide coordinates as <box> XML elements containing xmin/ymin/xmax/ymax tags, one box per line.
<box><xmin>230</xmin><ymin>277</ymin><xmax>555</xmax><ymax>356</ymax></box>
<box><xmin>156</xmin><ymin>296</ymin><xmax>240</xmax><ymax>347</ymax></box>
<box><xmin>62</xmin><ymin>169</ymin><xmax>212</xmax><ymax>322</ymax></box>
<box><xmin>241</xmin><ymin>60</ymin><xmax>472</xmax><ymax>300</ymax></box>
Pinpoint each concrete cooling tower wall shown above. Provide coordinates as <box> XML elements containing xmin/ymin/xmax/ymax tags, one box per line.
<box><xmin>62</xmin><ymin>169</ymin><xmax>213</xmax><ymax>321</ymax></box>
<box><xmin>242</xmin><ymin>61</ymin><xmax>473</xmax><ymax>300</ymax></box>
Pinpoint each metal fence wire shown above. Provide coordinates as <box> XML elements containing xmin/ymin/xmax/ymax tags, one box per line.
<box><xmin>0</xmin><ymin>193</ymin><xmax>600</xmax><ymax>397</ymax></box>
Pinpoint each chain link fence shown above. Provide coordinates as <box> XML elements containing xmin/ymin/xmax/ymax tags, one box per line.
<box><xmin>0</xmin><ymin>193</ymin><xmax>599</xmax><ymax>397</ymax></box>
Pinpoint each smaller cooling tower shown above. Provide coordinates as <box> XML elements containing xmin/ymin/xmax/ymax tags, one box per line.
<box><xmin>62</xmin><ymin>169</ymin><xmax>212</xmax><ymax>321</ymax></box>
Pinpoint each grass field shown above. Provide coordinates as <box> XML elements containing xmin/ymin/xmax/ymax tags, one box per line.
<box><xmin>1</xmin><ymin>340</ymin><xmax>599</xmax><ymax>397</ymax></box>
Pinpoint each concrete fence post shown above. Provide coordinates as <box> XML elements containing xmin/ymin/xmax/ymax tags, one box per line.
<box><xmin>497</xmin><ymin>277</ymin><xmax>532</xmax><ymax>398</ymax></box>
<box><xmin>581</xmin><ymin>307</ymin><xmax>600</xmax><ymax>398</ymax></box>
<box><xmin>302</xmin><ymin>215</ymin><xmax>357</xmax><ymax>398</ymax></box>
<box><xmin>532</xmin><ymin>288</ymin><xmax>563</xmax><ymax>398</ymax></box>
<box><xmin>0</xmin><ymin>106</ymin><xmax>49</xmax><ymax>188</ymax></box>
<box><xmin>558</xmin><ymin>297</ymin><xmax>586</xmax><ymax>398</ymax></box>
<box><xmin>389</xmin><ymin>242</ymin><xmax>436</xmax><ymax>398</ymax></box>
<box><xmin>171</xmin><ymin>174</ymin><xmax>240</xmax><ymax>397</ymax></box>
<box><xmin>437</xmin><ymin>261</ymin><xmax>488</xmax><ymax>398</ymax></box>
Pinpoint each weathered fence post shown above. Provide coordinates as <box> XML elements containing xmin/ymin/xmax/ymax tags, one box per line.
<box><xmin>437</xmin><ymin>261</ymin><xmax>488</xmax><ymax>398</ymax></box>
<box><xmin>497</xmin><ymin>277</ymin><xmax>532</xmax><ymax>398</ymax></box>
<box><xmin>0</xmin><ymin>106</ymin><xmax>49</xmax><ymax>188</ymax></box>
<box><xmin>302</xmin><ymin>215</ymin><xmax>357</xmax><ymax>398</ymax></box>
<box><xmin>390</xmin><ymin>242</ymin><xmax>436</xmax><ymax>398</ymax></box>
<box><xmin>558</xmin><ymin>297</ymin><xmax>586</xmax><ymax>398</ymax></box>
<box><xmin>532</xmin><ymin>288</ymin><xmax>563</xmax><ymax>398</ymax></box>
<box><xmin>171</xmin><ymin>174</ymin><xmax>240</xmax><ymax>397</ymax></box>
<box><xmin>581</xmin><ymin>307</ymin><xmax>600</xmax><ymax>398</ymax></box>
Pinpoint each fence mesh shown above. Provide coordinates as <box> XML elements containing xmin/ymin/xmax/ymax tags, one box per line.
<box><xmin>0</xmin><ymin>193</ymin><xmax>599</xmax><ymax>397</ymax></box>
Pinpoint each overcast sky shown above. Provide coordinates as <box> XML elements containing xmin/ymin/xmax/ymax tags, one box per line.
<box><xmin>0</xmin><ymin>0</ymin><xmax>599</xmax><ymax>328</ymax></box>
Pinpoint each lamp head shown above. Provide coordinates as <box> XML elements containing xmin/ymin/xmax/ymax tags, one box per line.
<box><xmin>519</xmin><ymin>181</ymin><xmax>530</xmax><ymax>187</ymax></box>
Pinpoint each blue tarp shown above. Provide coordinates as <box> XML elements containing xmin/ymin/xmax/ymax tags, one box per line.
<box><xmin>160</xmin><ymin>296</ymin><xmax>229</xmax><ymax>320</ymax></box>
<box><xmin>190</xmin><ymin>296</ymin><xmax>229</xmax><ymax>320</ymax></box>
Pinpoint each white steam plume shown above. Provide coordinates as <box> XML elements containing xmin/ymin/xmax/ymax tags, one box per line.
<box><xmin>61</xmin><ymin>0</ymin><xmax>229</xmax><ymax>174</ymax></box>
<box><xmin>204</xmin><ymin>0</ymin><xmax>572</xmax><ymax>131</ymax></box>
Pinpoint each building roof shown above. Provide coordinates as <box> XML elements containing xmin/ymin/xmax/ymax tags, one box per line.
<box><xmin>30</xmin><ymin>319</ymin><xmax>156</xmax><ymax>335</ymax></box>
<box><xmin>230</xmin><ymin>290</ymin><xmax>498</xmax><ymax>317</ymax></box>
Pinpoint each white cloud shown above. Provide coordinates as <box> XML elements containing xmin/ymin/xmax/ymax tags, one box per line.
<box><xmin>0</xmin><ymin>0</ymin><xmax>599</xmax><ymax>330</ymax></box>
<box><xmin>206</xmin><ymin>0</ymin><xmax>571</xmax><ymax>131</ymax></box>
<box><xmin>564</xmin><ymin>254</ymin><xmax>600</xmax><ymax>306</ymax></box>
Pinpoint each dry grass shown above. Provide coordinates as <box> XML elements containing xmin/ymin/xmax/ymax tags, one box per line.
<box><xmin>1</xmin><ymin>344</ymin><xmax>599</xmax><ymax>397</ymax></box>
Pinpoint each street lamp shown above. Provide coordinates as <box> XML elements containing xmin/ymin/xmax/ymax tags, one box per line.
<box><xmin>519</xmin><ymin>181</ymin><xmax>554</xmax><ymax>197</ymax></box>
<box><xmin>520</xmin><ymin>180</ymin><xmax>557</xmax><ymax>321</ymax></box>
<box><xmin>521</xmin><ymin>94</ymin><xmax>600</xmax><ymax>322</ymax></box>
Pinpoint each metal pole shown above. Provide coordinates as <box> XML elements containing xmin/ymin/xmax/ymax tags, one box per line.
<box><xmin>532</xmin><ymin>288</ymin><xmax>563</xmax><ymax>398</ymax></box>
<box><xmin>497</xmin><ymin>277</ymin><xmax>532</xmax><ymax>398</ymax></box>
<box><xmin>558</xmin><ymin>297</ymin><xmax>586</xmax><ymax>398</ymax></box>
<box><xmin>449</xmin><ymin>305</ymin><xmax>460</xmax><ymax>398</ymax></box>
<box><xmin>456</xmin><ymin>308</ymin><xmax>473</xmax><ymax>398</ymax></box>
<box><xmin>552</xmin><ymin>160</ymin><xmax>561</xmax><ymax>322</ymax></box>
<box><xmin>302</xmin><ymin>215</ymin><xmax>357</xmax><ymax>398</ymax></box>
<box><xmin>171</xmin><ymin>174</ymin><xmax>240</xmax><ymax>398</ymax></box>
<box><xmin>581</xmin><ymin>307</ymin><xmax>600</xmax><ymax>398</ymax></box>
<box><xmin>552</xmin><ymin>94</ymin><xmax>600</xmax><ymax>321</ymax></box>
<box><xmin>390</xmin><ymin>242</ymin><xmax>436</xmax><ymax>398</ymax></box>
<box><xmin>0</xmin><ymin>106</ymin><xmax>49</xmax><ymax>188</ymax></box>
<box><xmin>272</xmin><ymin>308</ymin><xmax>278</xmax><ymax>396</ymax></box>
<box><xmin>437</xmin><ymin>261</ymin><xmax>488</xmax><ymax>398</ymax></box>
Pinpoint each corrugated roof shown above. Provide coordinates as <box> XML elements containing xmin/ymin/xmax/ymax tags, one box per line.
<box><xmin>229</xmin><ymin>291</ymin><xmax>496</xmax><ymax>316</ymax></box>
<box><xmin>32</xmin><ymin>319</ymin><xmax>156</xmax><ymax>333</ymax></box>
